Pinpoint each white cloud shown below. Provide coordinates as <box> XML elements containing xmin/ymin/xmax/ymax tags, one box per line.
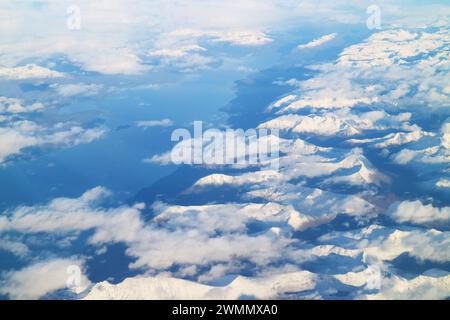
<box><xmin>51</xmin><ymin>83</ymin><xmax>103</xmax><ymax>97</ymax></box>
<box><xmin>0</xmin><ymin>120</ymin><xmax>106</xmax><ymax>164</ymax></box>
<box><xmin>297</xmin><ymin>33</ymin><xmax>337</xmax><ymax>49</ymax></box>
<box><xmin>148</xmin><ymin>45</ymin><xmax>206</xmax><ymax>58</ymax></box>
<box><xmin>2</xmin><ymin>6</ymin><xmax>450</xmax><ymax>300</ymax></box>
<box><xmin>442</xmin><ymin>122</ymin><xmax>450</xmax><ymax>149</ymax></box>
<box><xmin>366</xmin><ymin>229</ymin><xmax>450</xmax><ymax>263</ymax></box>
<box><xmin>1</xmin><ymin>186</ymin><xmax>117</xmax><ymax>234</ymax></box>
<box><xmin>366</xmin><ymin>272</ymin><xmax>450</xmax><ymax>300</ymax></box>
<box><xmin>0</xmin><ymin>239</ymin><xmax>29</xmax><ymax>258</ymax></box>
<box><xmin>0</xmin><ymin>124</ymin><xmax>40</xmax><ymax>164</ymax></box>
<box><xmin>320</xmin><ymin>224</ymin><xmax>450</xmax><ymax>264</ymax></box>
<box><xmin>391</xmin><ymin>148</ymin><xmax>420</xmax><ymax>164</ymax></box>
<box><xmin>273</xmin><ymin>79</ymin><xmax>302</xmax><ymax>87</ymax></box>
<box><xmin>0</xmin><ymin>184</ymin><xmax>371</xmax><ymax>282</ymax></box>
<box><xmin>147</xmin><ymin>42</ymin><xmax>214</xmax><ymax>72</ymax></box>
<box><xmin>209</xmin><ymin>30</ymin><xmax>273</xmax><ymax>46</ymax></box>
<box><xmin>436</xmin><ymin>179</ymin><xmax>450</xmax><ymax>188</ymax></box>
<box><xmin>136</xmin><ymin>119</ymin><xmax>174</xmax><ymax>128</ymax></box>
<box><xmin>0</xmin><ymin>64</ymin><xmax>64</xmax><ymax>80</ymax></box>
<box><xmin>0</xmin><ymin>1</ymin><xmax>281</xmax><ymax>75</ymax></box>
<box><xmin>388</xmin><ymin>201</ymin><xmax>450</xmax><ymax>226</ymax></box>
<box><xmin>147</xmin><ymin>29</ymin><xmax>272</xmax><ymax>72</ymax></box>
<box><xmin>1</xmin><ymin>1</ymin><xmax>448</xmax><ymax>75</ymax></box>
<box><xmin>163</xmin><ymin>29</ymin><xmax>273</xmax><ymax>47</ymax></box>
<box><xmin>0</xmin><ymin>96</ymin><xmax>45</xmax><ymax>114</ymax></box>
<box><xmin>0</xmin><ymin>188</ymin><xmax>293</xmax><ymax>271</ymax></box>
<box><xmin>2</xmin><ymin>184</ymin><xmax>449</xmax><ymax>299</ymax></box>
<box><xmin>0</xmin><ymin>258</ymin><xmax>90</xmax><ymax>300</ymax></box>
<box><xmin>1</xmin><ymin>93</ymin><xmax>106</xmax><ymax>165</ymax></box>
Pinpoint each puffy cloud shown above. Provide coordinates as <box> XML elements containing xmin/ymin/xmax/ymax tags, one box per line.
<box><xmin>147</xmin><ymin>29</ymin><xmax>272</xmax><ymax>72</ymax></box>
<box><xmin>147</xmin><ymin>44</ymin><xmax>211</xmax><ymax>72</ymax></box>
<box><xmin>0</xmin><ymin>188</ymin><xmax>294</xmax><ymax>272</ymax></box>
<box><xmin>0</xmin><ymin>1</ymin><xmax>152</xmax><ymax>75</ymax></box>
<box><xmin>0</xmin><ymin>123</ymin><xmax>40</xmax><ymax>164</ymax></box>
<box><xmin>367</xmin><ymin>229</ymin><xmax>450</xmax><ymax>263</ymax></box>
<box><xmin>366</xmin><ymin>272</ymin><xmax>450</xmax><ymax>300</ymax></box>
<box><xmin>0</xmin><ymin>121</ymin><xmax>106</xmax><ymax>164</ymax></box>
<box><xmin>1</xmin><ymin>185</ymin><xmax>374</xmax><ymax>281</ymax></box>
<box><xmin>391</xmin><ymin>148</ymin><xmax>420</xmax><ymax>164</ymax></box>
<box><xmin>1</xmin><ymin>187</ymin><xmax>127</xmax><ymax>234</ymax></box>
<box><xmin>0</xmin><ymin>96</ymin><xmax>45</xmax><ymax>114</ymax></box>
<box><xmin>442</xmin><ymin>122</ymin><xmax>450</xmax><ymax>149</ymax></box>
<box><xmin>0</xmin><ymin>64</ymin><xmax>64</xmax><ymax>80</ymax></box>
<box><xmin>0</xmin><ymin>1</ymin><xmax>281</xmax><ymax>75</ymax></box>
<box><xmin>388</xmin><ymin>201</ymin><xmax>450</xmax><ymax>226</ymax></box>
<box><xmin>0</xmin><ymin>95</ymin><xmax>106</xmax><ymax>164</ymax></box>
<box><xmin>0</xmin><ymin>258</ymin><xmax>90</xmax><ymax>300</ymax></box>
<box><xmin>147</xmin><ymin>41</ymin><xmax>214</xmax><ymax>72</ymax></box>
<box><xmin>0</xmin><ymin>239</ymin><xmax>29</xmax><ymax>258</ymax></box>
<box><xmin>436</xmin><ymin>179</ymin><xmax>450</xmax><ymax>188</ymax></box>
<box><xmin>2</xmin><ymin>184</ymin><xmax>448</xmax><ymax>299</ymax></box>
<box><xmin>2</xmin><ymin>6</ymin><xmax>450</xmax><ymax>300</ymax></box>
<box><xmin>1</xmin><ymin>1</ymin><xmax>449</xmax><ymax>75</ymax></box>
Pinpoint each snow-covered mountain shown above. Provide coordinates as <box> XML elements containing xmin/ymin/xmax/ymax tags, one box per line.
<box><xmin>1</xmin><ymin>17</ymin><xmax>449</xmax><ymax>301</ymax></box>
<box><xmin>86</xmin><ymin>25</ymin><xmax>449</xmax><ymax>300</ymax></box>
<box><xmin>82</xmin><ymin>266</ymin><xmax>450</xmax><ymax>300</ymax></box>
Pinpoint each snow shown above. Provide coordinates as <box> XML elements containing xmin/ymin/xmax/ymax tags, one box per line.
<box><xmin>83</xmin><ymin>271</ymin><xmax>317</xmax><ymax>300</ymax></box>
<box><xmin>365</xmin><ymin>274</ymin><xmax>450</xmax><ymax>300</ymax></box>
